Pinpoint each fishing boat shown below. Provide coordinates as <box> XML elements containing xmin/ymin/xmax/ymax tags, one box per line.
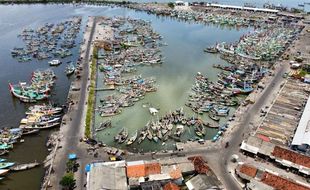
<box><xmin>96</xmin><ymin>120</ymin><xmax>112</xmax><ymax>132</ymax></box>
<box><xmin>0</xmin><ymin>151</ymin><xmax>9</xmax><ymax>156</ymax></box>
<box><xmin>0</xmin><ymin>144</ymin><xmax>13</xmax><ymax>150</ymax></box>
<box><xmin>0</xmin><ymin>162</ymin><xmax>14</xmax><ymax>169</ymax></box>
<box><xmin>153</xmin><ymin>136</ymin><xmax>159</xmax><ymax>143</ymax></box>
<box><xmin>27</xmin><ymin>105</ymin><xmax>62</xmax><ymax>115</ymax></box>
<box><xmin>48</xmin><ymin>59</ymin><xmax>61</xmax><ymax>66</ymax></box>
<box><xmin>147</xmin><ymin>129</ymin><xmax>153</xmax><ymax>140</ymax></box>
<box><xmin>126</xmin><ymin>130</ymin><xmax>138</xmax><ymax>145</ymax></box>
<box><xmin>19</xmin><ymin>122</ymin><xmax>60</xmax><ymax>130</ymax></box>
<box><xmin>10</xmin><ymin>162</ymin><xmax>40</xmax><ymax>171</ymax></box>
<box><xmin>213</xmin><ymin>106</ymin><xmax>230</xmax><ymax>116</ymax></box>
<box><xmin>195</xmin><ymin>125</ymin><xmax>205</xmax><ymax>137</ymax></box>
<box><xmin>0</xmin><ymin>159</ymin><xmax>6</xmax><ymax>162</ymax></box>
<box><xmin>208</xmin><ymin>112</ymin><xmax>220</xmax><ymax>122</ymax></box>
<box><xmin>114</xmin><ymin>128</ymin><xmax>128</xmax><ymax>144</ymax></box>
<box><xmin>204</xmin><ymin>46</ymin><xmax>218</xmax><ymax>53</ymax></box>
<box><xmin>9</xmin><ymin>83</ymin><xmax>49</xmax><ymax>103</ymax></box>
<box><xmin>137</xmin><ymin>131</ymin><xmax>147</xmax><ymax>144</ymax></box>
<box><xmin>0</xmin><ymin>169</ymin><xmax>9</xmax><ymax>176</ymax></box>
<box><xmin>22</xmin><ymin>129</ymin><xmax>40</xmax><ymax>136</ymax></box>
<box><xmin>65</xmin><ymin>64</ymin><xmax>75</xmax><ymax>75</ymax></box>
<box><xmin>174</xmin><ymin>125</ymin><xmax>184</xmax><ymax>137</ymax></box>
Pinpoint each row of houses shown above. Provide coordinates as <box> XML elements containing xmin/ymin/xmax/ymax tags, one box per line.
<box><xmin>240</xmin><ymin>135</ymin><xmax>310</xmax><ymax>176</ymax></box>
<box><xmin>235</xmin><ymin>163</ymin><xmax>310</xmax><ymax>190</ymax></box>
<box><xmin>86</xmin><ymin>156</ymin><xmax>223</xmax><ymax>190</ymax></box>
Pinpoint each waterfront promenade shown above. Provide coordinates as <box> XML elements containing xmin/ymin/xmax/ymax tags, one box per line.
<box><xmin>45</xmin><ymin>16</ymin><xmax>96</xmax><ymax>189</ymax></box>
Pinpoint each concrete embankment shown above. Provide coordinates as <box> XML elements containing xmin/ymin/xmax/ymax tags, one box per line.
<box><xmin>41</xmin><ymin>16</ymin><xmax>96</xmax><ymax>190</ymax></box>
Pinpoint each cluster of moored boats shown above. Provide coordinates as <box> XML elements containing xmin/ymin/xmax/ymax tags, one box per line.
<box><xmin>0</xmin><ymin>158</ymin><xmax>40</xmax><ymax>180</ymax></box>
<box><xmin>186</xmin><ymin>62</ymin><xmax>268</xmax><ymax>121</ymax></box>
<box><xmin>97</xmin><ymin>76</ymin><xmax>156</xmax><ymax>117</ymax></box>
<box><xmin>126</xmin><ymin>4</ymin><xmax>263</xmax><ymax>28</ymax></box>
<box><xmin>95</xmin><ymin>17</ymin><xmax>164</xmax><ymax>117</ymax></box>
<box><xmin>9</xmin><ymin>69</ymin><xmax>56</xmax><ymax>102</ymax></box>
<box><xmin>0</xmin><ymin>104</ymin><xmax>61</xmax><ymax>179</ymax></box>
<box><xmin>0</xmin><ymin>104</ymin><xmax>63</xmax><ymax>155</ymax></box>
<box><xmin>109</xmin><ymin>108</ymin><xmax>219</xmax><ymax>146</ymax></box>
<box><xmin>19</xmin><ymin>104</ymin><xmax>63</xmax><ymax>130</ymax></box>
<box><xmin>11</xmin><ymin>17</ymin><xmax>82</xmax><ymax>62</ymax></box>
<box><xmin>214</xmin><ymin>26</ymin><xmax>301</xmax><ymax>61</ymax></box>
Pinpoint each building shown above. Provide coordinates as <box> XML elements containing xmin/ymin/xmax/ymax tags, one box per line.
<box><xmin>86</xmin><ymin>161</ymin><xmax>127</xmax><ymax>190</ymax></box>
<box><xmin>86</xmin><ymin>157</ymin><xmax>223</xmax><ymax>189</ymax></box>
<box><xmin>240</xmin><ymin>136</ymin><xmax>310</xmax><ymax>176</ymax></box>
<box><xmin>205</xmin><ymin>3</ymin><xmax>279</xmax><ymax>14</ymax></box>
<box><xmin>236</xmin><ymin>163</ymin><xmax>310</xmax><ymax>190</ymax></box>
<box><xmin>292</xmin><ymin>96</ymin><xmax>310</xmax><ymax>146</ymax></box>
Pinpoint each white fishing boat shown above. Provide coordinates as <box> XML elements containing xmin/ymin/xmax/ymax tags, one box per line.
<box><xmin>48</xmin><ymin>59</ymin><xmax>61</xmax><ymax>66</ymax></box>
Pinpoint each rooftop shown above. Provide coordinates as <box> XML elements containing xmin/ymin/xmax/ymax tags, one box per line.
<box><xmin>239</xmin><ymin>164</ymin><xmax>258</xmax><ymax>178</ymax></box>
<box><xmin>236</xmin><ymin>164</ymin><xmax>310</xmax><ymax>190</ymax></box>
<box><xmin>126</xmin><ymin>161</ymin><xmax>161</xmax><ymax>178</ymax></box>
<box><xmin>261</xmin><ymin>172</ymin><xmax>309</xmax><ymax>190</ymax></box>
<box><xmin>272</xmin><ymin>146</ymin><xmax>310</xmax><ymax>168</ymax></box>
<box><xmin>206</xmin><ymin>3</ymin><xmax>279</xmax><ymax>13</ymax></box>
<box><xmin>87</xmin><ymin>161</ymin><xmax>127</xmax><ymax>190</ymax></box>
<box><xmin>188</xmin><ymin>156</ymin><xmax>210</xmax><ymax>174</ymax></box>
<box><xmin>292</xmin><ymin>95</ymin><xmax>310</xmax><ymax>146</ymax></box>
<box><xmin>163</xmin><ymin>182</ymin><xmax>180</xmax><ymax>190</ymax></box>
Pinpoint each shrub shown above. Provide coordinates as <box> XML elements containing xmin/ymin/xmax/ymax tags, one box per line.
<box><xmin>60</xmin><ymin>172</ymin><xmax>75</xmax><ymax>190</ymax></box>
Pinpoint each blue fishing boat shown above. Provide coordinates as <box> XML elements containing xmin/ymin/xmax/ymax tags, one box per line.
<box><xmin>0</xmin><ymin>162</ymin><xmax>15</xmax><ymax>169</ymax></box>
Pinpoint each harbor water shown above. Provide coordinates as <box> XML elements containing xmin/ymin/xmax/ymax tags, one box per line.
<box><xmin>0</xmin><ymin>1</ymin><xmax>299</xmax><ymax>189</ymax></box>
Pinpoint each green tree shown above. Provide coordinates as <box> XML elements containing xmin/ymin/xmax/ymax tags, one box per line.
<box><xmin>168</xmin><ymin>2</ymin><xmax>174</xmax><ymax>9</ymax></box>
<box><xmin>60</xmin><ymin>172</ymin><xmax>76</xmax><ymax>190</ymax></box>
<box><xmin>66</xmin><ymin>160</ymin><xmax>75</xmax><ymax>172</ymax></box>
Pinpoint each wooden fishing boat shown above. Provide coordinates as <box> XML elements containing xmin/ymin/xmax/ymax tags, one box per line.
<box><xmin>114</xmin><ymin>128</ymin><xmax>128</xmax><ymax>144</ymax></box>
<box><xmin>204</xmin><ymin>47</ymin><xmax>218</xmax><ymax>53</ymax></box>
<box><xmin>65</xmin><ymin>64</ymin><xmax>75</xmax><ymax>75</ymax></box>
<box><xmin>208</xmin><ymin>112</ymin><xmax>220</xmax><ymax>122</ymax></box>
<box><xmin>19</xmin><ymin>122</ymin><xmax>60</xmax><ymax>130</ymax></box>
<box><xmin>0</xmin><ymin>162</ymin><xmax>14</xmax><ymax>169</ymax></box>
<box><xmin>174</xmin><ymin>125</ymin><xmax>184</xmax><ymax>137</ymax></box>
<box><xmin>48</xmin><ymin>59</ymin><xmax>61</xmax><ymax>66</ymax></box>
<box><xmin>95</xmin><ymin>120</ymin><xmax>112</xmax><ymax>132</ymax></box>
<box><xmin>10</xmin><ymin>162</ymin><xmax>40</xmax><ymax>171</ymax></box>
<box><xmin>147</xmin><ymin>129</ymin><xmax>153</xmax><ymax>140</ymax></box>
<box><xmin>22</xmin><ymin>129</ymin><xmax>40</xmax><ymax>136</ymax></box>
<box><xmin>0</xmin><ymin>169</ymin><xmax>9</xmax><ymax>176</ymax></box>
<box><xmin>126</xmin><ymin>130</ymin><xmax>138</xmax><ymax>146</ymax></box>
<box><xmin>137</xmin><ymin>131</ymin><xmax>147</xmax><ymax>144</ymax></box>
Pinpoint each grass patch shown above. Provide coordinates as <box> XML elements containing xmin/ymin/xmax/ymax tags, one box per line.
<box><xmin>299</xmin><ymin>69</ymin><xmax>308</xmax><ymax>77</ymax></box>
<box><xmin>85</xmin><ymin>47</ymin><xmax>97</xmax><ymax>138</ymax></box>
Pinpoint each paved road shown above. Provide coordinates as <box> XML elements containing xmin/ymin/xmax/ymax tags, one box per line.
<box><xmin>51</xmin><ymin>17</ymin><xmax>97</xmax><ymax>190</ymax></box>
<box><xmin>206</xmin><ymin>63</ymin><xmax>289</xmax><ymax>190</ymax></box>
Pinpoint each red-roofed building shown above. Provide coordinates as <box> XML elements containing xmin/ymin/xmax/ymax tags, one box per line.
<box><xmin>163</xmin><ymin>182</ymin><xmax>180</xmax><ymax>190</ymax></box>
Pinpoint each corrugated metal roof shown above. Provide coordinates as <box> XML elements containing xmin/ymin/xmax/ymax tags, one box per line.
<box><xmin>240</xmin><ymin>142</ymin><xmax>260</xmax><ymax>154</ymax></box>
<box><xmin>292</xmin><ymin>95</ymin><xmax>310</xmax><ymax>146</ymax></box>
<box><xmin>207</xmin><ymin>3</ymin><xmax>279</xmax><ymax>13</ymax></box>
<box><xmin>127</xmin><ymin>160</ymin><xmax>144</xmax><ymax>166</ymax></box>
